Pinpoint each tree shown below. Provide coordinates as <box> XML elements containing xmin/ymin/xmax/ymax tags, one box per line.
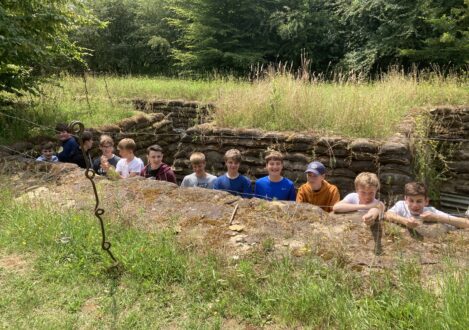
<box><xmin>167</xmin><ymin>0</ymin><xmax>277</xmax><ymax>74</ymax></box>
<box><xmin>400</xmin><ymin>0</ymin><xmax>469</xmax><ymax>67</ymax></box>
<box><xmin>335</xmin><ymin>0</ymin><xmax>427</xmax><ymax>73</ymax></box>
<box><xmin>73</xmin><ymin>0</ymin><xmax>175</xmax><ymax>74</ymax></box>
<box><xmin>0</xmin><ymin>0</ymin><xmax>97</xmax><ymax>95</ymax></box>
<box><xmin>269</xmin><ymin>0</ymin><xmax>344</xmax><ymax>72</ymax></box>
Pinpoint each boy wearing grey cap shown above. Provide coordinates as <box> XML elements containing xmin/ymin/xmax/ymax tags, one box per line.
<box><xmin>296</xmin><ymin>161</ymin><xmax>340</xmax><ymax>212</ymax></box>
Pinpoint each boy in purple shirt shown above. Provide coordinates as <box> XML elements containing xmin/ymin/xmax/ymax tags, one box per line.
<box><xmin>141</xmin><ymin>144</ymin><xmax>177</xmax><ymax>183</ymax></box>
<box><xmin>254</xmin><ymin>151</ymin><xmax>296</xmax><ymax>201</ymax></box>
<box><xmin>213</xmin><ymin>149</ymin><xmax>252</xmax><ymax>198</ymax></box>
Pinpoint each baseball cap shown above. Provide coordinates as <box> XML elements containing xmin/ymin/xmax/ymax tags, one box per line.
<box><xmin>305</xmin><ymin>161</ymin><xmax>326</xmax><ymax>175</ymax></box>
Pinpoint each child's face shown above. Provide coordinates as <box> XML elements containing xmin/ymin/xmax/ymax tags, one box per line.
<box><xmin>83</xmin><ymin>139</ymin><xmax>93</xmax><ymax>151</ymax></box>
<box><xmin>99</xmin><ymin>143</ymin><xmax>114</xmax><ymax>156</ymax></box>
<box><xmin>42</xmin><ymin>149</ymin><xmax>54</xmax><ymax>160</ymax></box>
<box><xmin>192</xmin><ymin>161</ymin><xmax>206</xmax><ymax>176</ymax></box>
<box><xmin>57</xmin><ymin>131</ymin><xmax>71</xmax><ymax>141</ymax></box>
<box><xmin>356</xmin><ymin>185</ymin><xmax>377</xmax><ymax>204</ymax></box>
<box><xmin>148</xmin><ymin>150</ymin><xmax>163</xmax><ymax>166</ymax></box>
<box><xmin>266</xmin><ymin>160</ymin><xmax>283</xmax><ymax>177</ymax></box>
<box><xmin>225</xmin><ymin>159</ymin><xmax>240</xmax><ymax>173</ymax></box>
<box><xmin>118</xmin><ymin>148</ymin><xmax>132</xmax><ymax>159</ymax></box>
<box><xmin>307</xmin><ymin>172</ymin><xmax>325</xmax><ymax>189</ymax></box>
<box><xmin>405</xmin><ymin>195</ymin><xmax>429</xmax><ymax>215</ymax></box>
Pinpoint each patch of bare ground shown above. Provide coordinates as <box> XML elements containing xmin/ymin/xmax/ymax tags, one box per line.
<box><xmin>0</xmin><ymin>252</ymin><xmax>32</xmax><ymax>275</ymax></box>
<box><xmin>2</xmin><ymin>157</ymin><xmax>469</xmax><ymax>276</ymax></box>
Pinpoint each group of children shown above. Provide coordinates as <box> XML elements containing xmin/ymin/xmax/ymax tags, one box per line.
<box><xmin>37</xmin><ymin>124</ymin><xmax>469</xmax><ymax>230</ymax></box>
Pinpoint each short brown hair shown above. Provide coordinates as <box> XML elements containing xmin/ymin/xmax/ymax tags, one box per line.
<box><xmin>99</xmin><ymin>135</ymin><xmax>114</xmax><ymax>146</ymax></box>
<box><xmin>81</xmin><ymin>131</ymin><xmax>93</xmax><ymax>143</ymax></box>
<box><xmin>354</xmin><ymin>172</ymin><xmax>380</xmax><ymax>190</ymax></box>
<box><xmin>118</xmin><ymin>138</ymin><xmax>137</xmax><ymax>151</ymax></box>
<box><xmin>265</xmin><ymin>151</ymin><xmax>283</xmax><ymax>163</ymax></box>
<box><xmin>55</xmin><ymin>123</ymin><xmax>70</xmax><ymax>133</ymax></box>
<box><xmin>224</xmin><ymin>149</ymin><xmax>242</xmax><ymax>162</ymax></box>
<box><xmin>41</xmin><ymin>141</ymin><xmax>55</xmax><ymax>151</ymax></box>
<box><xmin>190</xmin><ymin>152</ymin><xmax>206</xmax><ymax>164</ymax></box>
<box><xmin>404</xmin><ymin>182</ymin><xmax>427</xmax><ymax>197</ymax></box>
<box><xmin>147</xmin><ymin>144</ymin><xmax>163</xmax><ymax>154</ymax></box>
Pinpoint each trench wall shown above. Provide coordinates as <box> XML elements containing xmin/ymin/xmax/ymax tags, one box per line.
<box><xmin>8</xmin><ymin>113</ymin><xmax>181</xmax><ymax>165</ymax></box>
<box><xmin>5</xmin><ymin>98</ymin><xmax>427</xmax><ymax>205</ymax></box>
<box><xmin>173</xmin><ymin>123</ymin><xmax>414</xmax><ymax>202</ymax></box>
<box><xmin>133</xmin><ymin>99</ymin><xmax>213</xmax><ymax>130</ymax></box>
<box><xmin>428</xmin><ymin>107</ymin><xmax>469</xmax><ymax>212</ymax></box>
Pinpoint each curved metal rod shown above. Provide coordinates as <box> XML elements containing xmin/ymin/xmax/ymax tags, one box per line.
<box><xmin>70</xmin><ymin>121</ymin><xmax>118</xmax><ymax>263</ymax></box>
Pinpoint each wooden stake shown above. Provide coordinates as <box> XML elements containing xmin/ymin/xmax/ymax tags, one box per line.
<box><xmin>229</xmin><ymin>204</ymin><xmax>239</xmax><ymax>225</ymax></box>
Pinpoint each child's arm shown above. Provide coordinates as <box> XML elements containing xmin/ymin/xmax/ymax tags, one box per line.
<box><xmin>58</xmin><ymin>139</ymin><xmax>76</xmax><ymax>161</ymax></box>
<box><xmin>420</xmin><ymin>212</ymin><xmax>469</xmax><ymax>229</ymax></box>
<box><xmin>332</xmin><ymin>200</ymin><xmax>379</xmax><ymax>213</ymax></box>
<box><xmin>167</xmin><ymin>170</ymin><xmax>177</xmax><ymax>184</ymax></box>
<box><xmin>385</xmin><ymin>211</ymin><xmax>420</xmax><ymax>229</ymax></box>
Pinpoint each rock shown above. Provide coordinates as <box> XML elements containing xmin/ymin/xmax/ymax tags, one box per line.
<box><xmin>229</xmin><ymin>225</ymin><xmax>245</xmax><ymax>232</ymax></box>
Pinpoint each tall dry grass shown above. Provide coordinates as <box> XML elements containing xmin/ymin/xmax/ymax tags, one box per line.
<box><xmin>214</xmin><ymin>67</ymin><xmax>469</xmax><ymax>137</ymax></box>
<box><xmin>2</xmin><ymin>68</ymin><xmax>468</xmax><ymax>143</ymax></box>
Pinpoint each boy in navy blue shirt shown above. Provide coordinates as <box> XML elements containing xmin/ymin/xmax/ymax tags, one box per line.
<box><xmin>56</xmin><ymin>123</ymin><xmax>80</xmax><ymax>163</ymax></box>
<box><xmin>213</xmin><ymin>149</ymin><xmax>252</xmax><ymax>198</ymax></box>
<box><xmin>254</xmin><ymin>151</ymin><xmax>296</xmax><ymax>201</ymax></box>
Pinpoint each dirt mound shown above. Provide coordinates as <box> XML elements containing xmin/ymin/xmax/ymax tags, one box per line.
<box><xmin>2</xmin><ymin>157</ymin><xmax>469</xmax><ymax>273</ymax></box>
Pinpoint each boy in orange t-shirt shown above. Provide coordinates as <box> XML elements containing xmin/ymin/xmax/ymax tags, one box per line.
<box><xmin>296</xmin><ymin>161</ymin><xmax>340</xmax><ymax>212</ymax></box>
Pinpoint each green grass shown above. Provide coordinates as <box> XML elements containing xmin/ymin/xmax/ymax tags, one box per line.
<box><xmin>1</xmin><ymin>69</ymin><xmax>468</xmax><ymax>144</ymax></box>
<box><xmin>1</xmin><ymin>186</ymin><xmax>469</xmax><ymax>329</ymax></box>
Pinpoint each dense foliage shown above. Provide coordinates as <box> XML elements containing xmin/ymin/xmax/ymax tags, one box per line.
<box><xmin>75</xmin><ymin>0</ymin><xmax>468</xmax><ymax>75</ymax></box>
<box><xmin>0</xmin><ymin>0</ymin><xmax>97</xmax><ymax>95</ymax></box>
<box><xmin>1</xmin><ymin>0</ymin><xmax>468</xmax><ymax>93</ymax></box>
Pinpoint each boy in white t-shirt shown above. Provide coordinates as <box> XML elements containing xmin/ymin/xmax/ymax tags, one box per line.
<box><xmin>386</xmin><ymin>182</ymin><xmax>469</xmax><ymax>229</ymax></box>
<box><xmin>115</xmin><ymin>138</ymin><xmax>144</xmax><ymax>179</ymax></box>
<box><xmin>333</xmin><ymin>172</ymin><xmax>384</xmax><ymax>225</ymax></box>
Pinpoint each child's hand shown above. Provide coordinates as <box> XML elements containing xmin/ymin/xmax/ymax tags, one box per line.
<box><xmin>100</xmin><ymin>156</ymin><xmax>110</xmax><ymax>171</ymax></box>
<box><xmin>362</xmin><ymin>208</ymin><xmax>379</xmax><ymax>226</ymax></box>
<box><xmin>406</xmin><ymin>217</ymin><xmax>420</xmax><ymax>229</ymax></box>
<box><xmin>420</xmin><ymin>212</ymin><xmax>439</xmax><ymax>223</ymax></box>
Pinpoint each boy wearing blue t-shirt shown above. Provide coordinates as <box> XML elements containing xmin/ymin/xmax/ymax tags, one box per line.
<box><xmin>254</xmin><ymin>151</ymin><xmax>296</xmax><ymax>201</ymax></box>
<box><xmin>213</xmin><ymin>149</ymin><xmax>252</xmax><ymax>198</ymax></box>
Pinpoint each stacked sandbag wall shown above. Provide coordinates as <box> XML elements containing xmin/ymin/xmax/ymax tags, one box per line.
<box><xmin>133</xmin><ymin>99</ymin><xmax>213</xmax><ymax>130</ymax></box>
<box><xmin>428</xmin><ymin>107</ymin><xmax>469</xmax><ymax>212</ymax></box>
<box><xmin>173</xmin><ymin>124</ymin><xmax>414</xmax><ymax>202</ymax></box>
<box><xmin>7</xmin><ymin>113</ymin><xmax>181</xmax><ymax>166</ymax></box>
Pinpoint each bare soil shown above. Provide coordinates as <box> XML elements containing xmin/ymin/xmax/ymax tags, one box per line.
<box><xmin>2</xmin><ymin>157</ymin><xmax>469</xmax><ymax>276</ymax></box>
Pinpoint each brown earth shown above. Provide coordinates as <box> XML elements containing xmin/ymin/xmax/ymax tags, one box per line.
<box><xmin>2</xmin><ymin>157</ymin><xmax>469</xmax><ymax>276</ymax></box>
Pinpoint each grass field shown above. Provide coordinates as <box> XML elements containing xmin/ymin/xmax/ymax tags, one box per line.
<box><xmin>1</xmin><ymin>186</ymin><xmax>469</xmax><ymax>329</ymax></box>
<box><xmin>1</xmin><ymin>69</ymin><xmax>468</xmax><ymax>144</ymax></box>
